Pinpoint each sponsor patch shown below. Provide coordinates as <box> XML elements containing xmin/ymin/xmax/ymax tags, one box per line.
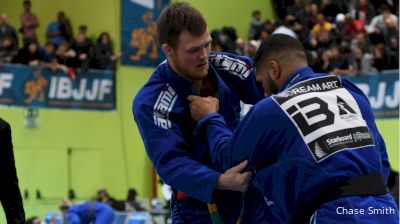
<box><xmin>273</xmin><ymin>76</ymin><xmax>374</xmax><ymax>162</ymax></box>
<box><xmin>153</xmin><ymin>84</ymin><xmax>177</xmax><ymax>129</ymax></box>
<box><xmin>209</xmin><ymin>53</ymin><xmax>251</xmax><ymax>80</ymax></box>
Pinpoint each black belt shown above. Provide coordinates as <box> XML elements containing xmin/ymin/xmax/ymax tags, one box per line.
<box><xmin>292</xmin><ymin>173</ymin><xmax>389</xmax><ymax>223</ymax></box>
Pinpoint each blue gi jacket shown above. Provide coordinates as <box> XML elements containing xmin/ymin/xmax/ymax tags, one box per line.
<box><xmin>196</xmin><ymin>66</ymin><xmax>399</xmax><ymax>223</ymax></box>
<box><xmin>67</xmin><ymin>201</ymin><xmax>115</xmax><ymax>224</ymax></box>
<box><xmin>133</xmin><ymin>52</ymin><xmax>263</xmax><ymax>223</ymax></box>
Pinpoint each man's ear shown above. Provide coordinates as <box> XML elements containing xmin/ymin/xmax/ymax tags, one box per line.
<box><xmin>269</xmin><ymin>60</ymin><xmax>281</xmax><ymax>80</ymax></box>
<box><xmin>162</xmin><ymin>43</ymin><xmax>172</xmax><ymax>56</ymax></box>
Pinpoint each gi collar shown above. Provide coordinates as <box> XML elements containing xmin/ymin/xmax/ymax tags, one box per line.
<box><xmin>278</xmin><ymin>66</ymin><xmax>315</xmax><ymax>92</ymax></box>
<box><xmin>164</xmin><ymin>62</ymin><xmax>199</xmax><ymax>95</ymax></box>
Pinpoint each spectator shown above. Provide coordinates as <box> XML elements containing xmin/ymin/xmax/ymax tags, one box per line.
<box><xmin>329</xmin><ymin>45</ymin><xmax>354</xmax><ymax>75</ymax></box>
<box><xmin>0</xmin><ymin>13</ymin><xmax>18</xmax><ymax>49</ymax></box>
<box><xmin>351</xmin><ymin>0</ymin><xmax>376</xmax><ymax>25</ymax></box>
<box><xmin>42</xmin><ymin>42</ymin><xmax>56</xmax><ymax>63</ymax></box>
<box><xmin>0</xmin><ymin>36</ymin><xmax>18</xmax><ymax>64</ymax></box>
<box><xmin>125</xmin><ymin>188</ymin><xmax>149</xmax><ymax>212</ymax></box>
<box><xmin>70</xmin><ymin>33</ymin><xmax>93</xmax><ymax>68</ymax></box>
<box><xmin>13</xmin><ymin>40</ymin><xmax>44</xmax><ymax>66</ymax></box>
<box><xmin>311</xmin><ymin>13</ymin><xmax>333</xmax><ymax>39</ymax></box>
<box><xmin>54</xmin><ymin>41</ymin><xmax>76</xmax><ymax>67</ymax></box>
<box><xmin>372</xmin><ymin>43</ymin><xmax>398</xmax><ymax>71</ymax></box>
<box><xmin>344</xmin><ymin>14</ymin><xmax>366</xmax><ymax>39</ymax></box>
<box><xmin>91</xmin><ymin>32</ymin><xmax>119</xmax><ymax>70</ymax></box>
<box><xmin>20</xmin><ymin>0</ymin><xmax>39</xmax><ymax>44</ymax></box>
<box><xmin>46</xmin><ymin>11</ymin><xmax>72</xmax><ymax>47</ymax></box>
<box><xmin>248</xmin><ymin>10</ymin><xmax>263</xmax><ymax>40</ymax></box>
<box><xmin>246</xmin><ymin>40</ymin><xmax>259</xmax><ymax>60</ymax></box>
<box><xmin>97</xmin><ymin>188</ymin><xmax>118</xmax><ymax>209</ymax></box>
<box><xmin>367</xmin><ymin>5</ymin><xmax>398</xmax><ymax>45</ymax></box>
<box><xmin>319</xmin><ymin>0</ymin><xmax>347</xmax><ymax>22</ymax></box>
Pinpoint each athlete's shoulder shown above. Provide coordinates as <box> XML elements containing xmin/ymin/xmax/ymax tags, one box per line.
<box><xmin>209</xmin><ymin>51</ymin><xmax>253</xmax><ymax>80</ymax></box>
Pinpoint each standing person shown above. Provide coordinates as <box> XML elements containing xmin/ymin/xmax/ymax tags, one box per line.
<box><xmin>60</xmin><ymin>200</ymin><xmax>115</xmax><ymax>224</ymax></box>
<box><xmin>188</xmin><ymin>34</ymin><xmax>399</xmax><ymax>223</ymax></box>
<box><xmin>20</xmin><ymin>0</ymin><xmax>39</xmax><ymax>44</ymax></box>
<box><xmin>132</xmin><ymin>2</ymin><xmax>264</xmax><ymax>223</ymax></box>
<box><xmin>0</xmin><ymin>118</ymin><xmax>25</xmax><ymax>223</ymax></box>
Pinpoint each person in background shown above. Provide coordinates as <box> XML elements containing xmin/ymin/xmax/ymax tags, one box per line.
<box><xmin>60</xmin><ymin>199</ymin><xmax>115</xmax><ymax>224</ymax></box>
<box><xmin>125</xmin><ymin>188</ymin><xmax>149</xmax><ymax>212</ymax></box>
<box><xmin>20</xmin><ymin>0</ymin><xmax>39</xmax><ymax>44</ymax></box>
<box><xmin>0</xmin><ymin>13</ymin><xmax>18</xmax><ymax>49</ymax></box>
<box><xmin>0</xmin><ymin>118</ymin><xmax>25</xmax><ymax>223</ymax></box>
<box><xmin>46</xmin><ymin>11</ymin><xmax>72</xmax><ymax>47</ymax></box>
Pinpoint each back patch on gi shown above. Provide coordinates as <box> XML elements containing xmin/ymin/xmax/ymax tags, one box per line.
<box><xmin>153</xmin><ymin>84</ymin><xmax>177</xmax><ymax>129</ymax></box>
<box><xmin>272</xmin><ymin>75</ymin><xmax>374</xmax><ymax>162</ymax></box>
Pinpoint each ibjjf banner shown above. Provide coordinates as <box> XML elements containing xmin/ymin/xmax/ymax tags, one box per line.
<box><xmin>0</xmin><ymin>65</ymin><xmax>115</xmax><ymax>111</ymax></box>
<box><xmin>346</xmin><ymin>71</ymin><xmax>399</xmax><ymax>119</ymax></box>
<box><xmin>121</xmin><ymin>0</ymin><xmax>169</xmax><ymax>67</ymax></box>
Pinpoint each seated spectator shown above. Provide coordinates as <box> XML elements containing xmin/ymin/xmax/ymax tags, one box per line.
<box><xmin>97</xmin><ymin>188</ymin><xmax>119</xmax><ymax>210</ymax></box>
<box><xmin>13</xmin><ymin>40</ymin><xmax>44</xmax><ymax>66</ymax></box>
<box><xmin>71</xmin><ymin>33</ymin><xmax>93</xmax><ymax>68</ymax></box>
<box><xmin>352</xmin><ymin>46</ymin><xmax>374</xmax><ymax>74</ymax></box>
<box><xmin>367</xmin><ymin>4</ymin><xmax>398</xmax><ymax>34</ymax></box>
<box><xmin>344</xmin><ymin>14</ymin><xmax>366</xmax><ymax>39</ymax></box>
<box><xmin>0</xmin><ymin>13</ymin><xmax>18</xmax><ymax>49</ymax></box>
<box><xmin>372</xmin><ymin>43</ymin><xmax>398</xmax><ymax>71</ymax></box>
<box><xmin>329</xmin><ymin>45</ymin><xmax>354</xmax><ymax>75</ymax></box>
<box><xmin>351</xmin><ymin>0</ymin><xmax>376</xmax><ymax>25</ymax></box>
<box><xmin>46</xmin><ymin>11</ymin><xmax>72</xmax><ymax>47</ymax></box>
<box><xmin>319</xmin><ymin>0</ymin><xmax>347</xmax><ymax>22</ymax></box>
<box><xmin>0</xmin><ymin>36</ymin><xmax>18</xmax><ymax>64</ymax></box>
<box><xmin>90</xmin><ymin>32</ymin><xmax>119</xmax><ymax>70</ymax></box>
<box><xmin>125</xmin><ymin>188</ymin><xmax>149</xmax><ymax>212</ymax></box>
<box><xmin>54</xmin><ymin>41</ymin><xmax>76</xmax><ymax>67</ymax></box>
<box><xmin>311</xmin><ymin>13</ymin><xmax>333</xmax><ymax>39</ymax></box>
<box><xmin>42</xmin><ymin>42</ymin><xmax>56</xmax><ymax>63</ymax></box>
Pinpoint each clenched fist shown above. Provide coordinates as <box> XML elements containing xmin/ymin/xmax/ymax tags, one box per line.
<box><xmin>187</xmin><ymin>95</ymin><xmax>219</xmax><ymax>121</ymax></box>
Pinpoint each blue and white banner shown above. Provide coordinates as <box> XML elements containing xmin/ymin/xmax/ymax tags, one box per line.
<box><xmin>121</xmin><ymin>0</ymin><xmax>169</xmax><ymax>67</ymax></box>
<box><xmin>347</xmin><ymin>71</ymin><xmax>399</xmax><ymax>119</ymax></box>
<box><xmin>0</xmin><ymin>65</ymin><xmax>115</xmax><ymax>111</ymax></box>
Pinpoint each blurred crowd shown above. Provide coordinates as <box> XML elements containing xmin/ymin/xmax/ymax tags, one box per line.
<box><xmin>0</xmin><ymin>0</ymin><xmax>119</xmax><ymax>72</ymax></box>
<box><xmin>211</xmin><ymin>0</ymin><xmax>399</xmax><ymax>75</ymax></box>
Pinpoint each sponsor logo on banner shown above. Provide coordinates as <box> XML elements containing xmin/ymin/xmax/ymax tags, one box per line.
<box><xmin>0</xmin><ymin>65</ymin><xmax>115</xmax><ymax>110</ymax></box>
<box><xmin>209</xmin><ymin>53</ymin><xmax>252</xmax><ymax>80</ymax></box>
<box><xmin>121</xmin><ymin>0</ymin><xmax>169</xmax><ymax>67</ymax></box>
<box><xmin>347</xmin><ymin>72</ymin><xmax>399</xmax><ymax>119</ymax></box>
<box><xmin>273</xmin><ymin>76</ymin><xmax>374</xmax><ymax>162</ymax></box>
<box><xmin>153</xmin><ymin>84</ymin><xmax>177</xmax><ymax>129</ymax></box>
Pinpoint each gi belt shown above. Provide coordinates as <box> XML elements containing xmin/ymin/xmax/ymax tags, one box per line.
<box><xmin>292</xmin><ymin>172</ymin><xmax>389</xmax><ymax>223</ymax></box>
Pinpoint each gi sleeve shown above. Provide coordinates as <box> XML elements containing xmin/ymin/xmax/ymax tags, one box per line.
<box><xmin>195</xmin><ymin>100</ymin><xmax>280</xmax><ymax>171</ymax></box>
<box><xmin>209</xmin><ymin>52</ymin><xmax>264</xmax><ymax>104</ymax></box>
<box><xmin>133</xmin><ymin>94</ymin><xmax>220</xmax><ymax>203</ymax></box>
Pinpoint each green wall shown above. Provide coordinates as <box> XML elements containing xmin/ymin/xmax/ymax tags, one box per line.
<box><xmin>0</xmin><ymin>0</ymin><xmax>398</xmax><ymax>221</ymax></box>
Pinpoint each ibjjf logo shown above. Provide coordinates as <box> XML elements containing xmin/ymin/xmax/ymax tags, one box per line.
<box><xmin>153</xmin><ymin>84</ymin><xmax>177</xmax><ymax>129</ymax></box>
<box><xmin>209</xmin><ymin>53</ymin><xmax>251</xmax><ymax>80</ymax></box>
<box><xmin>273</xmin><ymin>76</ymin><xmax>374</xmax><ymax>162</ymax></box>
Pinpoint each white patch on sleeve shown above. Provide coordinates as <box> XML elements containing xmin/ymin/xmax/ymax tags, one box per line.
<box><xmin>209</xmin><ymin>53</ymin><xmax>252</xmax><ymax>80</ymax></box>
<box><xmin>153</xmin><ymin>84</ymin><xmax>178</xmax><ymax>129</ymax></box>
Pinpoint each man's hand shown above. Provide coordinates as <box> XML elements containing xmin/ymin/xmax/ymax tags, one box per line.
<box><xmin>188</xmin><ymin>95</ymin><xmax>219</xmax><ymax>121</ymax></box>
<box><xmin>216</xmin><ymin>160</ymin><xmax>251</xmax><ymax>192</ymax></box>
